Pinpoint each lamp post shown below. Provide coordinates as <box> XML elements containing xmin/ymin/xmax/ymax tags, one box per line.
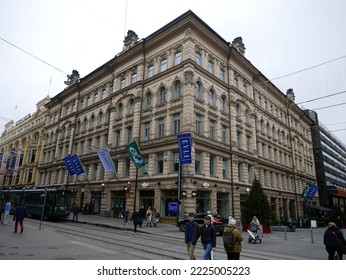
<box><xmin>39</xmin><ymin>188</ymin><xmax>47</xmax><ymax>230</ymax></box>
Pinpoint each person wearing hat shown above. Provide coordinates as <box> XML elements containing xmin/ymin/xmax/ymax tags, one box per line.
<box><xmin>323</xmin><ymin>221</ymin><xmax>346</xmax><ymax>260</ymax></box>
<box><xmin>223</xmin><ymin>216</ymin><xmax>243</xmax><ymax>260</ymax></box>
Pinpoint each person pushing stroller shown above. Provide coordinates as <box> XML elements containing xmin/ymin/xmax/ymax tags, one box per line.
<box><xmin>247</xmin><ymin>216</ymin><xmax>262</xmax><ymax>244</ymax></box>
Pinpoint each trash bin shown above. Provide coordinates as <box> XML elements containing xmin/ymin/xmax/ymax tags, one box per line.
<box><xmin>310</xmin><ymin>220</ymin><xmax>317</xmax><ymax>228</ymax></box>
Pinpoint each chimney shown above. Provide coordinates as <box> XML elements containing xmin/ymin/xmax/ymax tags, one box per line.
<box><xmin>232</xmin><ymin>37</ymin><xmax>246</xmax><ymax>56</ymax></box>
<box><xmin>286</xmin><ymin>88</ymin><xmax>295</xmax><ymax>103</ymax></box>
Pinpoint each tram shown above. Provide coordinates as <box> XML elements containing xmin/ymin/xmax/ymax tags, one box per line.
<box><xmin>0</xmin><ymin>187</ymin><xmax>71</xmax><ymax>219</ymax></box>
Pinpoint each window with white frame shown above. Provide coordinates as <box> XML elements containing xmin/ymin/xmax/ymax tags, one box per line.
<box><xmin>131</xmin><ymin>72</ymin><xmax>137</xmax><ymax>84</ymax></box>
<box><xmin>173</xmin><ymin>113</ymin><xmax>180</xmax><ymax>135</ymax></box>
<box><xmin>160</xmin><ymin>57</ymin><xmax>167</xmax><ymax>72</ymax></box>
<box><xmin>159</xmin><ymin>87</ymin><xmax>166</xmax><ymax>104</ymax></box>
<box><xmin>195</xmin><ymin>114</ymin><xmax>202</xmax><ymax>134</ymax></box>
<box><xmin>219</xmin><ymin>69</ymin><xmax>225</xmax><ymax>81</ymax></box>
<box><xmin>147</xmin><ymin>64</ymin><xmax>154</xmax><ymax>78</ymax></box>
<box><xmin>195</xmin><ymin>51</ymin><xmax>202</xmax><ymax>66</ymax></box>
<box><xmin>158</xmin><ymin>118</ymin><xmax>165</xmax><ymax>138</ymax></box>
<box><xmin>120</xmin><ymin>78</ymin><xmax>126</xmax><ymax>89</ymax></box>
<box><xmin>208</xmin><ymin>60</ymin><xmax>214</xmax><ymax>74</ymax></box>
<box><xmin>173</xmin><ymin>152</ymin><xmax>180</xmax><ymax>172</ymax></box>
<box><xmin>174</xmin><ymin>51</ymin><xmax>182</xmax><ymax>65</ymax></box>
<box><xmin>144</xmin><ymin>122</ymin><xmax>150</xmax><ymax>140</ymax></box>
<box><xmin>115</xmin><ymin>130</ymin><xmax>121</xmax><ymax>147</ymax></box>
<box><xmin>173</xmin><ymin>81</ymin><xmax>181</xmax><ymax>99</ymax></box>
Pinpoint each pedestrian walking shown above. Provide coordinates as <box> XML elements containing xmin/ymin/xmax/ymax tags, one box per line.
<box><xmin>200</xmin><ymin>215</ymin><xmax>216</xmax><ymax>260</ymax></box>
<box><xmin>82</xmin><ymin>203</ymin><xmax>89</xmax><ymax>215</ymax></box>
<box><xmin>138</xmin><ymin>205</ymin><xmax>146</xmax><ymax>227</ymax></box>
<box><xmin>131</xmin><ymin>209</ymin><xmax>140</xmax><ymax>233</ymax></box>
<box><xmin>146</xmin><ymin>206</ymin><xmax>152</xmax><ymax>227</ymax></box>
<box><xmin>223</xmin><ymin>216</ymin><xmax>243</xmax><ymax>260</ymax></box>
<box><xmin>184</xmin><ymin>213</ymin><xmax>200</xmax><ymax>260</ymax></box>
<box><xmin>13</xmin><ymin>202</ymin><xmax>26</xmax><ymax>233</ymax></box>
<box><xmin>151</xmin><ymin>207</ymin><xmax>158</xmax><ymax>227</ymax></box>
<box><xmin>72</xmin><ymin>203</ymin><xmax>79</xmax><ymax>222</ymax></box>
<box><xmin>323</xmin><ymin>221</ymin><xmax>346</xmax><ymax>260</ymax></box>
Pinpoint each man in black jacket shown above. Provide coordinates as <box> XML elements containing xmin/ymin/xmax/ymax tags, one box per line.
<box><xmin>200</xmin><ymin>215</ymin><xmax>216</xmax><ymax>260</ymax></box>
<box><xmin>185</xmin><ymin>213</ymin><xmax>200</xmax><ymax>260</ymax></box>
<box><xmin>324</xmin><ymin>221</ymin><xmax>346</xmax><ymax>260</ymax></box>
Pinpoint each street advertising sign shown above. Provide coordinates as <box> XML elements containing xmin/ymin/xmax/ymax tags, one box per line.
<box><xmin>177</xmin><ymin>133</ymin><xmax>192</xmax><ymax>165</ymax></box>
<box><xmin>63</xmin><ymin>155</ymin><xmax>76</xmax><ymax>175</ymax></box>
<box><xmin>125</xmin><ymin>141</ymin><xmax>145</xmax><ymax>169</ymax></box>
<box><xmin>302</xmin><ymin>183</ymin><xmax>319</xmax><ymax>200</ymax></box>
<box><xmin>70</xmin><ymin>154</ymin><xmax>84</xmax><ymax>176</ymax></box>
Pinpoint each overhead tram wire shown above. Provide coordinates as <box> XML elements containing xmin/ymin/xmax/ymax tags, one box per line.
<box><xmin>0</xmin><ymin>36</ymin><xmax>69</xmax><ymax>75</ymax></box>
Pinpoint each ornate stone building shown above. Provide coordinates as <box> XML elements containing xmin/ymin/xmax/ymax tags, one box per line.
<box><xmin>2</xmin><ymin>11</ymin><xmax>317</xmax><ymax>223</ymax></box>
<box><xmin>0</xmin><ymin>96</ymin><xmax>49</xmax><ymax>188</ymax></box>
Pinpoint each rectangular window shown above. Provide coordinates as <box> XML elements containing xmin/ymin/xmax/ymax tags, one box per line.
<box><xmin>127</xmin><ymin>127</ymin><xmax>132</xmax><ymax>144</ymax></box>
<box><xmin>148</xmin><ymin>65</ymin><xmax>154</xmax><ymax>78</ymax></box>
<box><xmin>246</xmin><ymin>135</ymin><xmax>250</xmax><ymax>151</ymax></box>
<box><xmin>248</xmin><ymin>165</ymin><xmax>252</xmax><ymax>183</ymax></box>
<box><xmin>219</xmin><ymin>69</ymin><xmax>225</xmax><ymax>81</ymax></box>
<box><xmin>102</xmin><ymin>88</ymin><xmax>107</xmax><ymax>99</ymax></box>
<box><xmin>195</xmin><ymin>114</ymin><xmax>202</xmax><ymax>134</ymax></box>
<box><xmin>160</xmin><ymin>58</ymin><xmax>167</xmax><ymax>72</ymax></box>
<box><xmin>115</xmin><ymin>130</ymin><xmax>121</xmax><ymax>147</ymax></box>
<box><xmin>222</xmin><ymin>126</ymin><xmax>227</xmax><ymax>144</ymax></box>
<box><xmin>209</xmin><ymin>120</ymin><xmax>215</xmax><ymax>140</ymax></box>
<box><xmin>131</xmin><ymin>73</ymin><xmax>137</xmax><ymax>84</ymax></box>
<box><xmin>238</xmin><ymin>162</ymin><xmax>243</xmax><ymax>181</ymax></box>
<box><xmin>210</xmin><ymin>154</ymin><xmax>216</xmax><ymax>176</ymax></box>
<box><xmin>195</xmin><ymin>52</ymin><xmax>201</xmax><ymax>66</ymax></box>
<box><xmin>120</xmin><ymin>79</ymin><xmax>126</xmax><ymax>89</ymax></box>
<box><xmin>237</xmin><ymin>131</ymin><xmax>242</xmax><ymax>149</ymax></box>
<box><xmin>208</xmin><ymin>61</ymin><xmax>214</xmax><ymax>74</ymax></box>
<box><xmin>233</xmin><ymin>78</ymin><xmax>238</xmax><ymax>88</ymax></box>
<box><xmin>125</xmin><ymin>159</ymin><xmax>130</xmax><ymax>177</ymax></box>
<box><xmin>158</xmin><ymin>118</ymin><xmax>165</xmax><ymax>138</ymax></box>
<box><xmin>222</xmin><ymin>158</ymin><xmax>227</xmax><ymax>178</ymax></box>
<box><xmin>156</xmin><ymin>153</ymin><xmax>164</xmax><ymax>174</ymax></box>
<box><xmin>94</xmin><ymin>92</ymin><xmax>99</xmax><ymax>103</ymax></box>
<box><xmin>173</xmin><ymin>152</ymin><xmax>180</xmax><ymax>172</ymax></box>
<box><xmin>174</xmin><ymin>51</ymin><xmax>182</xmax><ymax>65</ymax></box>
<box><xmin>144</xmin><ymin>122</ymin><xmax>150</xmax><ymax>141</ymax></box>
<box><xmin>195</xmin><ymin>151</ymin><xmax>201</xmax><ymax>173</ymax></box>
<box><xmin>173</xmin><ymin>114</ymin><xmax>180</xmax><ymax>135</ymax></box>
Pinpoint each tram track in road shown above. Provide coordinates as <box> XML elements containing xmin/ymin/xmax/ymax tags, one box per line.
<box><xmin>26</xmin><ymin>218</ymin><xmax>187</xmax><ymax>259</ymax></box>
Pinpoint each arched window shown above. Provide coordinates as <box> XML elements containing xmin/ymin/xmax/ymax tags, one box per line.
<box><xmin>195</xmin><ymin>81</ymin><xmax>202</xmax><ymax>99</ymax></box>
<box><xmin>159</xmin><ymin>87</ymin><xmax>166</xmax><ymax>104</ymax></box>
<box><xmin>89</xmin><ymin>115</ymin><xmax>95</xmax><ymax>129</ymax></box>
<box><xmin>221</xmin><ymin>93</ymin><xmax>227</xmax><ymax>112</ymax></box>
<box><xmin>82</xmin><ymin>118</ymin><xmax>87</xmax><ymax>132</ymax></box>
<box><xmin>128</xmin><ymin>98</ymin><xmax>135</xmax><ymax>114</ymax></box>
<box><xmin>118</xmin><ymin>103</ymin><xmax>123</xmax><ymax>118</ymax></box>
<box><xmin>97</xmin><ymin>112</ymin><xmax>103</xmax><ymax>126</ymax></box>
<box><xmin>208</xmin><ymin>89</ymin><xmax>214</xmax><ymax>106</ymax></box>
<box><xmin>146</xmin><ymin>92</ymin><xmax>152</xmax><ymax>109</ymax></box>
<box><xmin>173</xmin><ymin>81</ymin><xmax>181</xmax><ymax>99</ymax></box>
<box><xmin>235</xmin><ymin>103</ymin><xmax>240</xmax><ymax>117</ymax></box>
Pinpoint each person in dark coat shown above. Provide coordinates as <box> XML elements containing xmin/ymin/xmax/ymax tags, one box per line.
<box><xmin>200</xmin><ymin>215</ymin><xmax>217</xmax><ymax>260</ymax></box>
<box><xmin>324</xmin><ymin>221</ymin><xmax>346</xmax><ymax>260</ymax></box>
<box><xmin>72</xmin><ymin>203</ymin><xmax>79</xmax><ymax>222</ymax></box>
<box><xmin>184</xmin><ymin>213</ymin><xmax>200</xmax><ymax>260</ymax></box>
<box><xmin>13</xmin><ymin>202</ymin><xmax>27</xmax><ymax>233</ymax></box>
<box><xmin>138</xmin><ymin>206</ymin><xmax>146</xmax><ymax>227</ymax></box>
<box><xmin>131</xmin><ymin>209</ymin><xmax>140</xmax><ymax>233</ymax></box>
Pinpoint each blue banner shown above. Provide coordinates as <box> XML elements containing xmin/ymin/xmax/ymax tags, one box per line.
<box><xmin>63</xmin><ymin>155</ymin><xmax>76</xmax><ymax>175</ymax></box>
<box><xmin>302</xmin><ymin>183</ymin><xmax>319</xmax><ymax>200</ymax></box>
<box><xmin>70</xmin><ymin>154</ymin><xmax>84</xmax><ymax>176</ymax></box>
<box><xmin>177</xmin><ymin>133</ymin><xmax>192</xmax><ymax>165</ymax></box>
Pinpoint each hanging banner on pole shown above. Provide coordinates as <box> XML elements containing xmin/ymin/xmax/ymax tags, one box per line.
<box><xmin>125</xmin><ymin>141</ymin><xmax>145</xmax><ymax>169</ymax></box>
<box><xmin>97</xmin><ymin>148</ymin><xmax>115</xmax><ymax>173</ymax></box>
<box><xmin>177</xmin><ymin>133</ymin><xmax>192</xmax><ymax>165</ymax></box>
<box><xmin>302</xmin><ymin>183</ymin><xmax>319</xmax><ymax>200</ymax></box>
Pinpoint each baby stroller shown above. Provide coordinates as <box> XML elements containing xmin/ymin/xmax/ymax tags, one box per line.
<box><xmin>247</xmin><ymin>222</ymin><xmax>262</xmax><ymax>243</ymax></box>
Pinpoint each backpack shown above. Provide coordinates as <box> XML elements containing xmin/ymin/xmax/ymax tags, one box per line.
<box><xmin>223</xmin><ymin>229</ymin><xmax>235</xmax><ymax>249</ymax></box>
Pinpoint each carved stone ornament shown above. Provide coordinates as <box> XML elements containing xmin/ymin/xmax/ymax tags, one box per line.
<box><xmin>184</xmin><ymin>70</ymin><xmax>194</xmax><ymax>85</ymax></box>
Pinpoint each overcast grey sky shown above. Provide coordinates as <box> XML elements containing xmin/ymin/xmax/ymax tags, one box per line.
<box><xmin>1</xmin><ymin>0</ymin><xmax>345</xmax><ymax>145</ymax></box>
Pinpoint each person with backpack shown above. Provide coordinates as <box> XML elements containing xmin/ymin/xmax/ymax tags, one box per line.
<box><xmin>223</xmin><ymin>216</ymin><xmax>243</xmax><ymax>260</ymax></box>
<box><xmin>323</xmin><ymin>221</ymin><xmax>346</xmax><ymax>260</ymax></box>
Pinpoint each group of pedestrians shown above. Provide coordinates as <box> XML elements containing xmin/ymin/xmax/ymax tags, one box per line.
<box><xmin>130</xmin><ymin>206</ymin><xmax>160</xmax><ymax>233</ymax></box>
<box><xmin>184</xmin><ymin>212</ymin><xmax>243</xmax><ymax>260</ymax></box>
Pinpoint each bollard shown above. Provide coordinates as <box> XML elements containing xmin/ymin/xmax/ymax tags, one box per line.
<box><xmin>310</xmin><ymin>227</ymin><xmax>314</xmax><ymax>243</ymax></box>
<box><xmin>284</xmin><ymin>225</ymin><xmax>287</xmax><ymax>241</ymax></box>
